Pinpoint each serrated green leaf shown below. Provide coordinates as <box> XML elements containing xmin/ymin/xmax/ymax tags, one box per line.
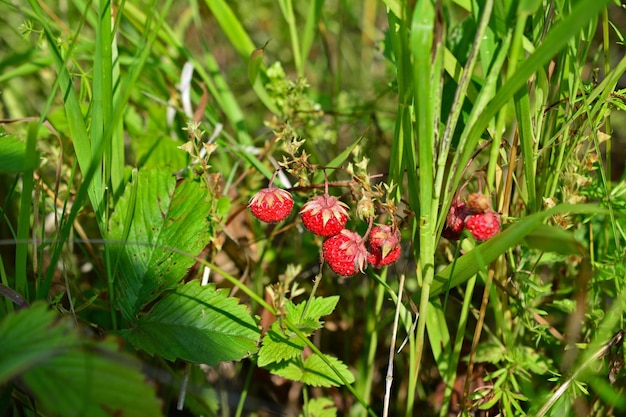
<box><xmin>109</xmin><ymin>169</ymin><xmax>213</xmax><ymax>319</ymax></box>
<box><xmin>0</xmin><ymin>303</ymin><xmax>78</xmax><ymax>383</ymax></box>
<box><xmin>124</xmin><ymin>281</ymin><xmax>260</xmax><ymax>364</ymax></box>
<box><xmin>0</xmin><ymin>135</ymin><xmax>27</xmax><ymax>173</ymax></box>
<box><xmin>300</xmin><ymin>397</ymin><xmax>337</xmax><ymax>417</ymax></box>
<box><xmin>265</xmin><ymin>353</ymin><xmax>354</xmax><ymax>387</ymax></box>
<box><xmin>257</xmin><ymin>321</ymin><xmax>305</xmax><ymax>367</ymax></box>
<box><xmin>296</xmin><ymin>318</ymin><xmax>322</xmax><ymax>334</ymax></box>
<box><xmin>284</xmin><ymin>296</ymin><xmax>340</xmax><ymax>326</ymax></box>
<box><xmin>0</xmin><ymin>302</ymin><xmax>163</xmax><ymax>417</ymax></box>
<box><xmin>472</xmin><ymin>342</ymin><xmax>507</xmax><ymax>365</ymax></box>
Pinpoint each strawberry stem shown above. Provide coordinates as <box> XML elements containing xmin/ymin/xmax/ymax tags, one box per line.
<box><xmin>268</xmin><ymin>168</ymin><xmax>282</xmax><ymax>187</ymax></box>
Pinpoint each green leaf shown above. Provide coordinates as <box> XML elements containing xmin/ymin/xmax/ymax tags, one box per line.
<box><xmin>124</xmin><ymin>281</ymin><xmax>260</xmax><ymax>364</ymax></box>
<box><xmin>257</xmin><ymin>321</ymin><xmax>306</xmax><ymax>367</ymax></box>
<box><xmin>266</xmin><ymin>353</ymin><xmax>355</xmax><ymax>387</ymax></box>
<box><xmin>0</xmin><ymin>302</ymin><xmax>163</xmax><ymax>417</ymax></box>
<box><xmin>248</xmin><ymin>42</ymin><xmax>267</xmax><ymax>85</ymax></box>
<box><xmin>523</xmin><ymin>224</ymin><xmax>585</xmax><ymax>255</ymax></box>
<box><xmin>0</xmin><ymin>135</ymin><xmax>27</xmax><ymax>173</ymax></box>
<box><xmin>285</xmin><ymin>296</ymin><xmax>340</xmax><ymax>326</ymax></box>
<box><xmin>300</xmin><ymin>397</ymin><xmax>337</xmax><ymax>417</ymax></box>
<box><xmin>109</xmin><ymin>169</ymin><xmax>213</xmax><ymax>319</ymax></box>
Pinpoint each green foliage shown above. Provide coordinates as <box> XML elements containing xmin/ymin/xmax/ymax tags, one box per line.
<box><xmin>1</xmin><ymin>0</ymin><xmax>626</xmax><ymax>416</ymax></box>
<box><xmin>266</xmin><ymin>353</ymin><xmax>355</xmax><ymax>387</ymax></box>
<box><xmin>0</xmin><ymin>135</ymin><xmax>27</xmax><ymax>173</ymax></box>
<box><xmin>123</xmin><ymin>281</ymin><xmax>260</xmax><ymax>364</ymax></box>
<box><xmin>109</xmin><ymin>169</ymin><xmax>214</xmax><ymax>319</ymax></box>
<box><xmin>0</xmin><ymin>303</ymin><xmax>163</xmax><ymax>417</ymax></box>
<box><xmin>258</xmin><ymin>296</ymin><xmax>354</xmax><ymax>388</ymax></box>
<box><xmin>300</xmin><ymin>397</ymin><xmax>337</xmax><ymax>417</ymax></box>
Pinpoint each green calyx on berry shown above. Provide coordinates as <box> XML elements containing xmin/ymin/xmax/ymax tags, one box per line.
<box><xmin>300</xmin><ymin>195</ymin><xmax>349</xmax><ymax>237</ymax></box>
<box><xmin>248</xmin><ymin>187</ymin><xmax>294</xmax><ymax>223</ymax></box>
<box><xmin>322</xmin><ymin>229</ymin><xmax>368</xmax><ymax>277</ymax></box>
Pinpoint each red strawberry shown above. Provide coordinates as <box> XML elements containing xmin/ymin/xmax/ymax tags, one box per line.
<box><xmin>300</xmin><ymin>195</ymin><xmax>349</xmax><ymax>237</ymax></box>
<box><xmin>322</xmin><ymin>229</ymin><xmax>368</xmax><ymax>277</ymax></box>
<box><xmin>442</xmin><ymin>200</ymin><xmax>468</xmax><ymax>241</ymax></box>
<box><xmin>248</xmin><ymin>187</ymin><xmax>294</xmax><ymax>223</ymax></box>
<box><xmin>368</xmin><ymin>224</ymin><xmax>400</xmax><ymax>255</ymax></box>
<box><xmin>368</xmin><ymin>245</ymin><xmax>401</xmax><ymax>268</ymax></box>
<box><xmin>464</xmin><ymin>211</ymin><xmax>500</xmax><ymax>241</ymax></box>
<box><xmin>367</xmin><ymin>224</ymin><xmax>401</xmax><ymax>268</ymax></box>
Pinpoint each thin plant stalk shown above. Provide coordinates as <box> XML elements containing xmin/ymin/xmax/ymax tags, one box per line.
<box><xmin>383</xmin><ymin>274</ymin><xmax>405</xmax><ymax>417</ymax></box>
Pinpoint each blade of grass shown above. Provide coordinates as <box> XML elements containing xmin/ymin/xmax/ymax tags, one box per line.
<box><xmin>277</xmin><ymin>0</ymin><xmax>302</xmax><ymax>76</ymax></box>
<box><xmin>14</xmin><ymin>124</ymin><xmax>39</xmax><ymax>299</ymax></box>
<box><xmin>408</xmin><ymin>0</ymin><xmax>441</xmax><ymax>415</ymax></box>
<box><xmin>91</xmin><ymin>0</ymin><xmax>114</xmax><ymax>225</ymax></box>
<box><xmin>435</xmin><ymin>0</ymin><xmax>493</xmax><ymax>209</ymax></box>
<box><xmin>448</xmin><ymin>0</ymin><xmax>613</xmax><ymax>199</ymax></box>
<box><xmin>36</xmin><ymin>0</ymin><xmax>174</xmax><ymax>300</ymax></box>
<box><xmin>203</xmin><ymin>0</ymin><xmax>279</xmax><ymax>114</ymax></box>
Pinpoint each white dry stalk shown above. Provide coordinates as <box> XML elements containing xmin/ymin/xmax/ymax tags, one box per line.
<box><xmin>177</xmin><ymin>363</ymin><xmax>192</xmax><ymax>411</ymax></box>
<box><xmin>201</xmin><ymin>265</ymin><xmax>211</xmax><ymax>286</ymax></box>
<box><xmin>383</xmin><ymin>274</ymin><xmax>406</xmax><ymax>417</ymax></box>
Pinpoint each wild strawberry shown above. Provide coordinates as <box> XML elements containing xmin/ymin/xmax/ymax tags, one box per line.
<box><xmin>368</xmin><ymin>245</ymin><xmax>401</xmax><ymax>268</ymax></box>
<box><xmin>322</xmin><ymin>229</ymin><xmax>368</xmax><ymax>277</ymax></box>
<box><xmin>368</xmin><ymin>224</ymin><xmax>400</xmax><ymax>255</ymax></box>
<box><xmin>248</xmin><ymin>187</ymin><xmax>294</xmax><ymax>223</ymax></box>
<box><xmin>300</xmin><ymin>195</ymin><xmax>349</xmax><ymax>237</ymax></box>
<box><xmin>464</xmin><ymin>211</ymin><xmax>501</xmax><ymax>241</ymax></box>
<box><xmin>466</xmin><ymin>193</ymin><xmax>491</xmax><ymax>214</ymax></box>
<box><xmin>367</xmin><ymin>224</ymin><xmax>401</xmax><ymax>268</ymax></box>
<box><xmin>442</xmin><ymin>200</ymin><xmax>468</xmax><ymax>241</ymax></box>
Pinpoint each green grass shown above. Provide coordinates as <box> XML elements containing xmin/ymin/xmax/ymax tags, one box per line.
<box><xmin>1</xmin><ymin>0</ymin><xmax>626</xmax><ymax>416</ymax></box>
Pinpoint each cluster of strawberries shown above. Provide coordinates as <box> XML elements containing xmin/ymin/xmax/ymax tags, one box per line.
<box><xmin>442</xmin><ymin>193</ymin><xmax>501</xmax><ymax>241</ymax></box>
<box><xmin>248</xmin><ymin>186</ymin><xmax>401</xmax><ymax>277</ymax></box>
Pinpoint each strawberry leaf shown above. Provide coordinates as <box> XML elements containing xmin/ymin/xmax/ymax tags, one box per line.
<box><xmin>258</xmin><ymin>297</ymin><xmax>340</xmax><ymax>366</ymax></box>
<box><xmin>265</xmin><ymin>353</ymin><xmax>355</xmax><ymax>387</ymax></box>
<box><xmin>257</xmin><ymin>321</ymin><xmax>306</xmax><ymax>367</ymax></box>
<box><xmin>285</xmin><ymin>296</ymin><xmax>340</xmax><ymax>326</ymax></box>
<box><xmin>300</xmin><ymin>398</ymin><xmax>337</xmax><ymax>417</ymax></box>
<box><xmin>109</xmin><ymin>169</ymin><xmax>213</xmax><ymax>319</ymax></box>
<box><xmin>123</xmin><ymin>281</ymin><xmax>260</xmax><ymax>364</ymax></box>
<box><xmin>0</xmin><ymin>302</ymin><xmax>163</xmax><ymax>417</ymax></box>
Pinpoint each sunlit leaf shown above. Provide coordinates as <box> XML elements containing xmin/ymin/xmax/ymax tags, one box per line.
<box><xmin>257</xmin><ymin>322</ymin><xmax>305</xmax><ymax>367</ymax></box>
<box><xmin>124</xmin><ymin>281</ymin><xmax>260</xmax><ymax>364</ymax></box>
<box><xmin>109</xmin><ymin>169</ymin><xmax>213</xmax><ymax>319</ymax></box>
<box><xmin>265</xmin><ymin>353</ymin><xmax>355</xmax><ymax>387</ymax></box>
